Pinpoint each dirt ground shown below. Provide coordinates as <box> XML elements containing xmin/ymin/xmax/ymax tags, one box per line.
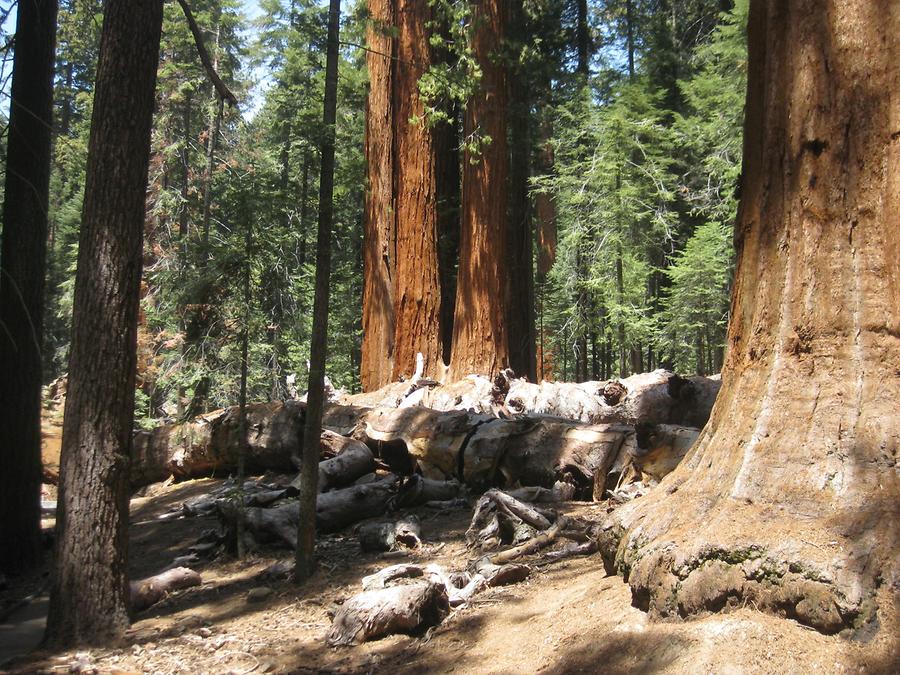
<box><xmin>4</xmin><ymin>478</ymin><xmax>898</xmax><ymax>675</ymax></box>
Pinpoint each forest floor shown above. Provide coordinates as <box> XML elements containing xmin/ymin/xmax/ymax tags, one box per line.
<box><xmin>2</xmin><ymin>477</ymin><xmax>897</xmax><ymax>674</ymax></box>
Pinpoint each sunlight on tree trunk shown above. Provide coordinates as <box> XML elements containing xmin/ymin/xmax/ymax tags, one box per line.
<box><xmin>598</xmin><ymin>0</ymin><xmax>899</xmax><ymax>636</ymax></box>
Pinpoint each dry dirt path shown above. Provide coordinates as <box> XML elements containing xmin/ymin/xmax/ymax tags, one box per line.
<box><xmin>3</xmin><ymin>479</ymin><xmax>896</xmax><ymax>674</ymax></box>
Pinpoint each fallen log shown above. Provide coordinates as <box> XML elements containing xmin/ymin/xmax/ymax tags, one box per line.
<box><xmin>393</xmin><ymin>474</ymin><xmax>461</xmax><ymax>508</ymax></box>
<box><xmin>294</xmin><ymin>431</ymin><xmax>375</xmax><ymax>492</ymax></box>
<box><xmin>220</xmin><ymin>475</ymin><xmax>399</xmax><ymax>549</ymax></box>
<box><xmin>130</xmin><ymin>401</ymin><xmax>372</xmax><ymax>489</ymax></box>
<box><xmin>130</xmin><ymin>567</ymin><xmax>201</xmax><ymax>613</ymax></box>
<box><xmin>463</xmin><ymin>419</ymin><xmax>632</xmax><ymax>497</ymax></box>
<box><xmin>359</xmin><ymin>516</ymin><xmax>422</xmax><ymax>552</ymax></box>
<box><xmin>363</xmin><ymin>406</ymin><xmax>489</xmax><ymax>479</ymax></box>
<box><xmin>327</xmin><ymin>581</ymin><xmax>450</xmax><ymax>646</ymax></box>
<box><xmin>360</xmin><ymin>564</ymin><xmax>425</xmax><ymax>590</ymax></box>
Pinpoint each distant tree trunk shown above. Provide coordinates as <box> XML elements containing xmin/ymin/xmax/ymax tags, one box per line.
<box><xmin>180</xmin><ymin>92</ymin><xmax>193</xmax><ymax>244</ymax></box>
<box><xmin>0</xmin><ymin>0</ymin><xmax>58</xmax><ymax>576</ymax></box>
<box><xmin>360</xmin><ymin>0</ymin><xmax>396</xmax><ymax>391</ymax></box>
<box><xmin>506</xmin><ymin>2</ymin><xmax>536</xmax><ymax>381</ymax></box>
<box><xmin>295</xmin><ymin>0</ymin><xmax>341</xmax><ymax>583</ymax></box>
<box><xmin>390</xmin><ymin>0</ymin><xmax>445</xmax><ymax>381</ymax></box>
<box><xmin>447</xmin><ymin>0</ymin><xmax>510</xmax><ymax>381</ymax></box>
<box><xmin>201</xmin><ymin>12</ymin><xmax>223</xmax><ymax>252</ymax></box>
<box><xmin>575</xmin><ymin>0</ymin><xmax>589</xmax><ymax>75</ymax></box>
<box><xmin>600</xmin><ymin>0</ymin><xmax>899</xmax><ymax>636</ymax></box>
<box><xmin>45</xmin><ymin>0</ymin><xmax>163</xmax><ymax>647</ymax></box>
<box><xmin>435</xmin><ymin>110</ymin><xmax>460</xmax><ymax>367</ymax></box>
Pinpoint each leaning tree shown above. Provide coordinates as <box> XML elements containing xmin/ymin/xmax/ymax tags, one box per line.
<box><xmin>45</xmin><ymin>0</ymin><xmax>164</xmax><ymax>647</ymax></box>
<box><xmin>598</xmin><ymin>0</ymin><xmax>898</xmax><ymax>636</ymax></box>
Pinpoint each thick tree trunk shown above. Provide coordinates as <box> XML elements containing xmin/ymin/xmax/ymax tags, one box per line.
<box><xmin>360</xmin><ymin>0</ymin><xmax>397</xmax><ymax>391</ymax></box>
<box><xmin>447</xmin><ymin>0</ymin><xmax>510</xmax><ymax>381</ymax></box>
<box><xmin>46</xmin><ymin>0</ymin><xmax>163</xmax><ymax>647</ymax></box>
<box><xmin>390</xmin><ymin>0</ymin><xmax>445</xmax><ymax>381</ymax></box>
<box><xmin>0</xmin><ymin>0</ymin><xmax>57</xmax><ymax>575</ymax></box>
<box><xmin>598</xmin><ymin>0</ymin><xmax>899</xmax><ymax>636</ymax></box>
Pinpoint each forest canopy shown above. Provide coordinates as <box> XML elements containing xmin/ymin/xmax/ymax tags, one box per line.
<box><xmin>0</xmin><ymin>0</ymin><xmax>747</xmax><ymax>429</ymax></box>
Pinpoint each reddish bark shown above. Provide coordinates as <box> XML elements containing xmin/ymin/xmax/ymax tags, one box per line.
<box><xmin>390</xmin><ymin>0</ymin><xmax>446</xmax><ymax>381</ymax></box>
<box><xmin>599</xmin><ymin>0</ymin><xmax>900</xmax><ymax>636</ymax></box>
<box><xmin>448</xmin><ymin>0</ymin><xmax>510</xmax><ymax>381</ymax></box>
<box><xmin>361</xmin><ymin>0</ymin><xmax>396</xmax><ymax>391</ymax></box>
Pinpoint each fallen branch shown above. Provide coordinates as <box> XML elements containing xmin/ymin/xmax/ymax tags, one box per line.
<box><xmin>486</xmin><ymin>515</ymin><xmax>569</xmax><ymax>565</ymax></box>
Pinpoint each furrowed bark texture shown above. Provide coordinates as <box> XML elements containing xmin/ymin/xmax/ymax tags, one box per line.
<box><xmin>448</xmin><ymin>0</ymin><xmax>510</xmax><ymax>381</ymax></box>
<box><xmin>360</xmin><ymin>0</ymin><xmax>396</xmax><ymax>391</ymax></box>
<box><xmin>46</xmin><ymin>0</ymin><xmax>163</xmax><ymax>646</ymax></box>
<box><xmin>599</xmin><ymin>0</ymin><xmax>899</xmax><ymax>636</ymax></box>
<box><xmin>0</xmin><ymin>0</ymin><xmax>57</xmax><ymax>574</ymax></box>
<box><xmin>390</xmin><ymin>0</ymin><xmax>445</xmax><ymax>382</ymax></box>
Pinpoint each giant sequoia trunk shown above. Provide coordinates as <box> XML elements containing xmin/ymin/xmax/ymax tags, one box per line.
<box><xmin>360</xmin><ymin>0</ymin><xmax>396</xmax><ymax>391</ymax></box>
<box><xmin>447</xmin><ymin>0</ymin><xmax>510</xmax><ymax>381</ymax></box>
<box><xmin>390</xmin><ymin>0</ymin><xmax>446</xmax><ymax>381</ymax></box>
<box><xmin>0</xmin><ymin>0</ymin><xmax>57</xmax><ymax>575</ymax></box>
<box><xmin>598</xmin><ymin>0</ymin><xmax>899</xmax><ymax>636</ymax></box>
<box><xmin>46</xmin><ymin>0</ymin><xmax>164</xmax><ymax>647</ymax></box>
<box><xmin>361</xmin><ymin>0</ymin><xmax>448</xmax><ymax>388</ymax></box>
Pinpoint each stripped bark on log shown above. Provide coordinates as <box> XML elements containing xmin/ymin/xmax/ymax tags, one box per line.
<box><xmin>130</xmin><ymin>567</ymin><xmax>201</xmax><ymax>613</ymax></box>
<box><xmin>363</xmin><ymin>406</ymin><xmax>489</xmax><ymax>479</ymax></box>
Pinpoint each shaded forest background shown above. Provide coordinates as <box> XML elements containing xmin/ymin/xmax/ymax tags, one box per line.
<box><xmin>0</xmin><ymin>0</ymin><xmax>747</xmax><ymax>427</ymax></box>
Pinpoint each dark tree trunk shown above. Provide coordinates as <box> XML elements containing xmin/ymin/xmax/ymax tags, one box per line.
<box><xmin>448</xmin><ymin>0</ymin><xmax>510</xmax><ymax>381</ymax></box>
<box><xmin>506</xmin><ymin>3</ymin><xmax>536</xmax><ymax>382</ymax></box>
<box><xmin>599</xmin><ymin>0</ymin><xmax>900</xmax><ymax>637</ymax></box>
<box><xmin>0</xmin><ymin>0</ymin><xmax>58</xmax><ymax>575</ymax></box>
<box><xmin>360</xmin><ymin>0</ymin><xmax>396</xmax><ymax>391</ymax></box>
<box><xmin>435</xmin><ymin>110</ymin><xmax>460</xmax><ymax>367</ymax></box>
<box><xmin>575</xmin><ymin>0</ymin><xmax>589</xmax><ymax>75</ymax></box>
<box><xmin>295</xmin><ymin>0</ymin><xmax>341</xmax><ymax>583</ymax></box>
<box><xmin>45</xmin><ymin>0</ymin><xmax>163</xmax><ymax>647</ymax></box>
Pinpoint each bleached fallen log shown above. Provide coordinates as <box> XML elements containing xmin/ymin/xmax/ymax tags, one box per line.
<box><xmin>360</xmin><ymin>564</ymin><xmax>426</xmax><ymax>590</ymax></box>
<box><xmin>363</xmin><ymin>406</ymin><xmax>490</xmax><ymax>479</ymax></box>
<box><xmin>131</xmin><ymin>401</ymin><xmax>371</xmax><ymax>488</ymax></box>
<box><xmin>462</xmin><ymin>418</ymin><xmax>632</xmax><ymax>497</ymax></box>
<box><xmin>506</xmin><ymin>481</ymin><xmax>576</xmax><ymax>503</ymax></box>
<box><xmin>130</xmin><ymin>567</ymin><xmax>201</xmax><ymax>613</ymax></box>
<box><xmin>327</xmin><ymin>581</ymin><xmax>450</xmax><ymax>646</ymax></box>
<box><xmin>504</xmin><ymin>370</ymin><xmax>720</xmax><ymax>427</ymax></box>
